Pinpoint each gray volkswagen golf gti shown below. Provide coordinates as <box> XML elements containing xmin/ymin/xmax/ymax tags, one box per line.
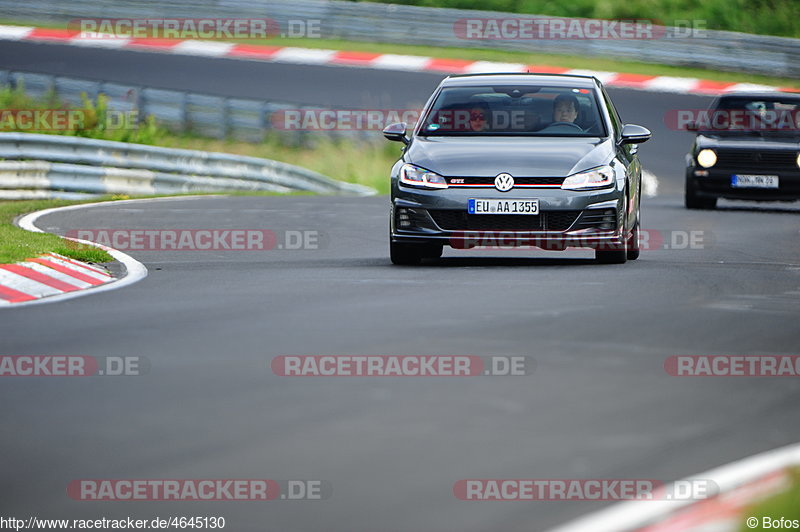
<box><xmin>384</xmin><ymin>73</ymin><xmax>651</xmax><ymax>264</ymax></box>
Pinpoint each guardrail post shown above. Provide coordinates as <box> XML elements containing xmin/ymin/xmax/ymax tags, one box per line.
<box><xmin>223</xmin><ymin>98</ymin><xmax>231</xmax><ymax>139</ymax></box>
<box><xmin>260</xmin><ymin>102</ymin><xmax>270</xmax><ymax>139</ymax></box>
<box><xmin>47</xmin><ymin>73</ymin><xmax>56</xmax><ymax>102</ymax></box>
<box><xmin>180</xmin><ymin>92</ymin><xmax>189</xmax><ymax>132</ymax></box>
<box><xmin>136</xmin><ymin>88</ymin><xmax>145</xmax><ymax>125</ymax></box>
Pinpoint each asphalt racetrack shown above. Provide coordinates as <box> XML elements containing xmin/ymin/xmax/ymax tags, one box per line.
<box><xmin>1</xmin><ymin>39</ymin><xmax>800</xmax><ymax>531</ymax></box>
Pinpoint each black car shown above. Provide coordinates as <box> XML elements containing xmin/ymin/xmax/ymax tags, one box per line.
<box><xmin>685</xmin><ymin>92</ymin><xmax>800</xmax><ymax>209</ymax></box>
<box><xmin>383</xmin><ymin>73</ymin><xmax>651</xmax><ymax>265</ymax></box>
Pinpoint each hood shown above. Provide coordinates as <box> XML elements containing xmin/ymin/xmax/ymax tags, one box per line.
<box><xmin>405</xmin><ymin>136</ymin><xmax>612</xmax><ymax>177</ymax></box>
<box><xmin>696</xmin><ymin>134</ymin><xmax>800</xmax><ymax>151</ymax></box>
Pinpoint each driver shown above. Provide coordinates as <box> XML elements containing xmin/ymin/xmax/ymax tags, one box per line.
<box><xmin>552</xmin><ymin>93</ymin><xmax>579</xmax><ymax>124</ymax></box>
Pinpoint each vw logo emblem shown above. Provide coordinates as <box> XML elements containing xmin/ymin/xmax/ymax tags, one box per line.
<box><xmin>494</xmin><ymin>173</ymin><xmax>515</xmax><ymax>192</ymax></box>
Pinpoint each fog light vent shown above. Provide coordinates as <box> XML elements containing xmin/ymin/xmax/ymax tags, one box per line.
<box><xmin>598</xmin><ymin>209</ymin><xmax>615</xmax><ymax>230</ymax></box>
<box><xmin>397</xmin><ymin>208</ymin><xmax>412</xmax><ymax>228</ymax></box>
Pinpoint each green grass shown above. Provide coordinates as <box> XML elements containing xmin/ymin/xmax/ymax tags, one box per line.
<box><xmin>737</xmin><ymin>468</ymin><xmax>800</xmax><ymax>530</ymax></box>
<box><xmin>0</xmin><ymin>84</ymin><xmax>397</xmax><ymax>263</ymax></box>
<box><xmin>0</xmin><ymin>19</ymin><xmax>797</xmax><ymax>87</ymax></box>
<box><xmin>0</xmin><ymin>85</ymin><xmax>166</xmax><ymax>143</ymax></box>
<box><xmin>348</xmin><ymin>0</ymin><xmax>800</xmax><ymax>38</ymax></box>
<box><xmin>0</xmin><ymin>199</ymin><xmax>114</xmax><ymax>264</ymax></box>
<box><xmin>0</xmin><ymin>83</ymin><xmax>398</xmax><ymax>194</ymax></box>
<box><xmin>0</xmin><ymin>190</ymin><xmax>306</xmax><ymax>265</ymax></box>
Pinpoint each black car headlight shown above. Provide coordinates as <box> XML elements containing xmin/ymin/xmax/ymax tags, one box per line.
<box><xmin>399</xmin><ymin>163</ymin><xmax>448</xmax><ymax>189</ymax></box>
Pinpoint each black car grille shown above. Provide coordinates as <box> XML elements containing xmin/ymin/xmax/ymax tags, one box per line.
<box><xmin>429</xmin><ymin>210</ymin><xmax>580</xmax><ymax>231</ymax></box>
<box><xmin>447</xmin><ymin>176</ymin><xmax>565</xmax><ymax>186</ymax></box>
<box><xmin>715</xmin><ymin>149</ymin><xmax>798</xmax><ymax>169</ymax></box>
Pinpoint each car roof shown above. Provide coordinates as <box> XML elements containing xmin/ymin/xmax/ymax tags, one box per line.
<box><xmin>717</xmin><ymin>91</ymin><xmax>800</xmax><ymax>101</ymax></box>
<box><xmin>441</xmin><ymin>73</ymin><xmax>599</xmax><ymax>89</ymax></box>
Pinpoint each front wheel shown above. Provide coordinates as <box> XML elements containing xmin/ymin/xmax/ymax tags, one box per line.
<box><xmin>390</xmin><ymin>241</ymin><xmax>442</xmax><ymax>265</ymax></box>
<box><xmin>685</xmin><ymin>176</ymin><xmax>717</xmax><ymax>209</ymax></box>
<box><xmin>595</xmin><ymin>247</ymin><xmax>627</xmax><ymax>264</ymax></box>
<box><xmin>627</xmin><ymin>216</ymin><xmax>641</xmax><ymax>261</ymax></box>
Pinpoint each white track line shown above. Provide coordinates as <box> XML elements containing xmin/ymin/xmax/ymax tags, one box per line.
<box><xmin>8</xmin><ymin>196</ymin><xmax>218</xmax><ymax>307</ymax></box>
<box><xmin>545</xmin><ymin>441</ymin><xmax>800</xmax><ymax>532</ymax></box>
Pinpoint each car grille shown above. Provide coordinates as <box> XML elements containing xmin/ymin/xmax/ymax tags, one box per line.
<box><xmin>447</xmin><ymin>176</ymin><xmax>565</xmax><ymax>186</ymax></box>
<box><xmin>428</xmin><ymin>210</ymin><xmax>580</xmax><ymax>231</ymax></box>
<box><xmin>715</xmin><ymin>149</ymin><xmax>798</xmax><ymax>169</ymax></box>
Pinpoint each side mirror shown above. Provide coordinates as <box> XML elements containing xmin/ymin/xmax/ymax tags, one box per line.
<box><xmin>383</xmin><ymin>122</ymin><xmax>409</xmax><ymax>145</ymax></box>
<box><xmin>620</xmin><ymin>124</ymin><xmax>651</xmax><ymax>145</ymax></box>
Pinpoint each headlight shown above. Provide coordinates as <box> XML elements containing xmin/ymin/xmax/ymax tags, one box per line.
<box><xmin>561</xmin><ymin>165</ymin><xmax>615</xmax><ymax>190</ymax></box>
<box><xmin>399</xmin><ymin>163</ymin><xmax>448</xmax><ymax>189</ymax></box>
<box><xmin>697</xmin><ymin>149</ymin><xmax>717</xmax><ymax>168</ymax></box>
<box><xmin>796</xmin><ymin>153</ymin><xmax>800</xmax><ymax>168</ymax></box>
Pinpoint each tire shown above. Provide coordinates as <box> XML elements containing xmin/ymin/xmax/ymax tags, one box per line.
<box><xmin>685</xmin><ymin>176</ymin><xmax>717</xmax><ymax>210</ymax></box>
<box><xmin>390</xmin><ymin>242</ymin><xmax>441</xmax><ymax>265</ymax></box>
<box><xmin>627</xmin><ymin>203</ymin><xmax>641</xmax><ymax>261</ymax></box>
<box><xmin>421</xmin><ymin>243</ymin><xmax>443</xmax><ymax>259</ymax></box>
<box><xmin>596</xmin><ymin>187</ymin><xmax>630</xmax><ymax>264</ymax></box>
<box><xmin>595</xmin><ymin>247</ymin><xmax>627</xmax><ymax>264</ymax></box>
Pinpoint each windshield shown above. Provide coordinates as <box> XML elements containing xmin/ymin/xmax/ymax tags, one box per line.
<box><xmin>418</xmin><ymin>85</ymin><xmax>607</xmax><ymax>137</ymax></box>
<box><xmin>699</xmin><ymin>96</ymin><xmax>800</xmax><ymax>137</ymax></box>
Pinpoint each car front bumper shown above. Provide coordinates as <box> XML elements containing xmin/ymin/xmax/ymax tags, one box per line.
<box><xmin>391</xmin><ymin>183</ymin><xmax>628</xmax><ymax>250</ymax></box>
<box><xmin>687</xmin><ymin>166</ymin><xmax>800</xmax><ymax>201</ymax></box>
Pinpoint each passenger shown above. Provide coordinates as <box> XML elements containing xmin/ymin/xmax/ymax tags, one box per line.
<box><xmin>467</xmin><ymin>104</ymin><xmax>490</xmax><ymax>132</ymax></box>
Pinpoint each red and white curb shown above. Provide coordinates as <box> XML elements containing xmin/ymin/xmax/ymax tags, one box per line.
<box><xmin>545</xmin><ymin>442</ymin><xmax>800</xmax><ymax>532</ymax></box>
<box><xmin>0</xmin><ymin>24</ymin><xmax>796</xmax><ymax>96</ymax></box>
<box><xmin>0</xmin><ymin>200</ymin><xmax>150</xmax><ymax>308</ymax></box>
<box><xmin>0</xmin><ymin>252</ymin><xmax>113</xmax><ymax>304</ymax></box>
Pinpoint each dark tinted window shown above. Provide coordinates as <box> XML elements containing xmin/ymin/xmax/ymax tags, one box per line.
<box><xmin>419</xmin><ymin>85</ymin><xmax>607</xmax><ymax>137</ymax></box>
<box><xmin>601</xmin><ymin>87</ymin><xmax>622</xmax><ymax>136</ymax></box>
<box><xmin>698</xmin><ymin>96</ymin><xmax>800</xmax><ymax>136</ymax></box>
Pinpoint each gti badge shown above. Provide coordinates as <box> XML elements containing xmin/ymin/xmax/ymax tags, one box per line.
<box><xmin>494</xmin><ymin>173</ymin><xmax>514</xmax><ymax>192</ymax></box>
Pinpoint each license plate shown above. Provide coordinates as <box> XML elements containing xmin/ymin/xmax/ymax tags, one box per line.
<box><xmin>732</xmin><ymin>175</ymin><xmax>779</xmax><ymax>189</ymax></box>
<box><xmin>468</xmin><ymin>199</ymin><xmax>539</xmax><ymax>215</ymax></box>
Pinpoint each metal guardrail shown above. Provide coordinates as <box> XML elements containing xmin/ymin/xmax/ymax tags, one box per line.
<box><xmin>0</xmin><ymin>133</ymin><xmax>375</xmax><ymax>199</ymax></box>
<box><xmin>0</xmin><ymin>0</ymin><xmax>798</xmax><ymax>78</ymax></box>
<box><xmin>0</xmin><ymin>70</ymin><xmax>370</xmax><ymax>143</ymax></box>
